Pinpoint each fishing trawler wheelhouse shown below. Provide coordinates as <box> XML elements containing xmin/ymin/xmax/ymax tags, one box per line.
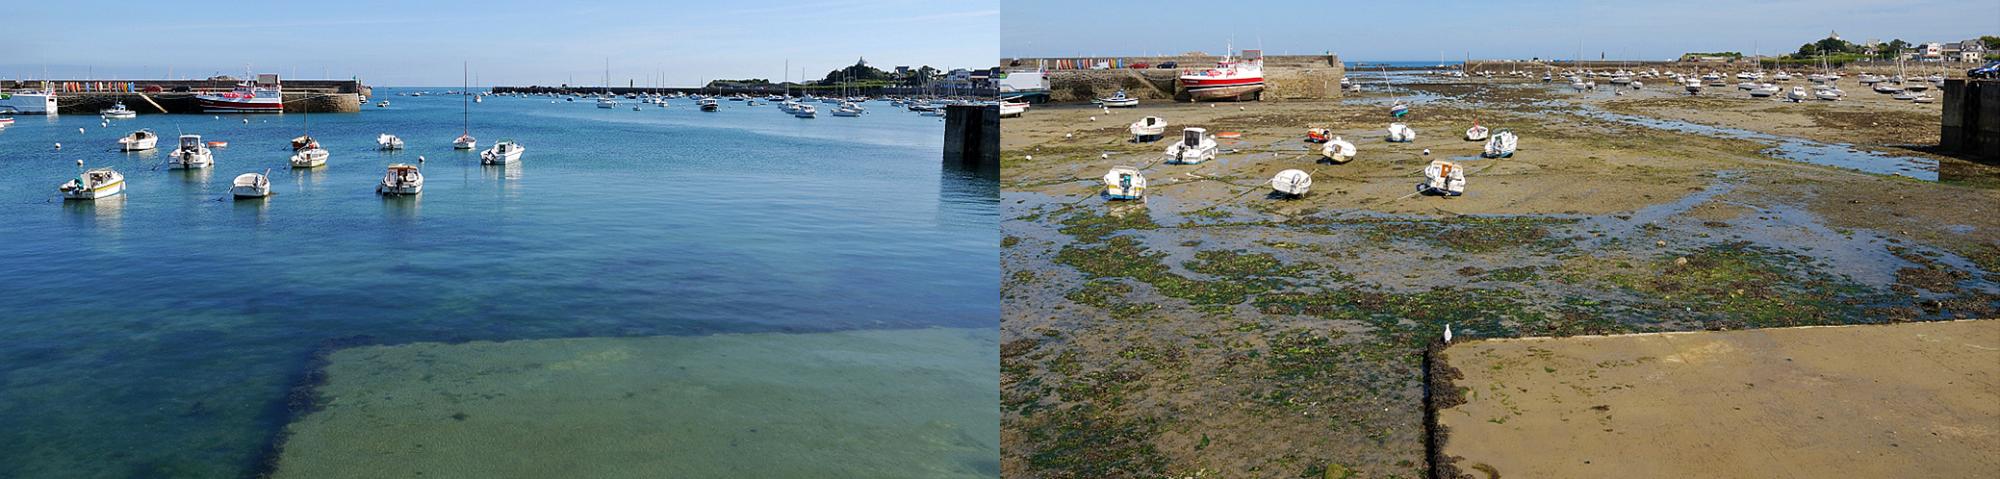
<box><xmin>197</xmin><ymin>74</ymin><xmax>284</xmax><ymax>113</ymax></box>
<box><xmin>1179</xmin><ymin>50</ymin><xmax>1265</xmax><ymax>101</ymax></box>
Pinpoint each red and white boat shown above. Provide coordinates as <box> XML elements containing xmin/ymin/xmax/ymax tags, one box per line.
<box><xmin>1180</xmin><ymin>51</ymin><xmax>1264</xmax><ymax>101</ymax></box>
<box><xmin>197</xmin><ymin>74</ymin><xmax>284</xmax><ymax>113</ymax></box>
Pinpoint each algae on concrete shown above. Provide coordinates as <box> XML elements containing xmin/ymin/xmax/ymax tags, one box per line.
<box><xmin>271</xmin><ymin>327</ymin><xmax>999</xmax><ymax>478</ymax></box>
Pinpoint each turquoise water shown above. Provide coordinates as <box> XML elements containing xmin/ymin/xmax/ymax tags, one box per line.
<box><xmin>0</xmin><ymin>90</ymin><xmax>997</xmax><ymax>477</ymax></box>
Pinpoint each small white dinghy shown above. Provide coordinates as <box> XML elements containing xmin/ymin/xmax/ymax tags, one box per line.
<box><xmin>1096</xmin><ymin>90</ymin><xmax>1139</xmax><ymax>108</ymax></box>
<box><xmin>1102</xmin><ymin>166</ymin><xmax>1146</xmax><ymax>200</ymax></box>
<box><xmin>1321</xmin><ymin>137</ymin><xmax>1356</xmax><ymax>164</ymax></box>
<box><xmin>1386</xmin><ymin>123</ymin><xmax>1415</xmax><ymax>143</ymax></box>
<box><xmin>231</xmin><ymin>170</ymin><xmax>271</xmax><ymax>199</ymax></box>
<box><xmin>1129</xmin><ymin>116</ymin><xmax>1167</xmax><ymax>142</ymax></box>
<box><xmin>1417</xmin><ymin>160</ymin><xmax>1466</xmax><ymax>197</ymax></box>
<box><xmin>481</xmin><ymin>139</ymin><xmax>525</xmax><ymax>165</ymax></box>
<box><xmin>290</xmin><ymin>144</ymin><xmax>328</xmax><ymax>168</ymax></box>
<box><xmin>1163</xmin><ymin>127</ymin><xmax>1217</xmax><ymax>164</ymax></box>
<box><xmin>60</xmin><ymin>167</ymin><xmax>126</xmax><ymax>200</ymax></box>
<box><xmin>117</xmin><ymin>129</ymin><xmax>159</xmax><ymax>151</ymax></box>
<box><xmin>377</xmin><ymin>164</ymin><xmax>424</xmax><ymax>195</ymax></box>
<box><xmin>168</xmin><ymin>134</ymin><xmax>214</xmax><ymax>169</ymax></box>
<box><xmin>1270</xmin><ymin>169</ymin><xmax>1312</xmax><ymax>197</ymax></box>
<box><xmin>453</xmin><ymin>133</ymin><xmax>477</xmax><ymax>150</ymax></box>
<box><xmin>378</xmin><ymin>133</ymin><xmax>405</xmax><ymax>150</ymax></box>
<box><xmin>1482</xmin><ymin>129</ymin><xmax>1518</xmax><ymax>158</ymax></box>
<box><xmin>998</xmin><ymin>100</ymin><xmax>1028</xmax><ymax>117</ymax></box>
<box><xmin>1464</xmin><ymin>122</ymin><xmax>1489</xmax><ymax>141</ymax></box>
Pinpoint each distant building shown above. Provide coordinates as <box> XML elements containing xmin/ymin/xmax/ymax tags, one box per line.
<box><xmin>895</xmin><ymin>66</ymin><xmax>911</xmax><ymax>76</ymax></box>
<box><xmin>1946</xmin><ymin>39</ymin><xmax>1989</xmax><ymax>63</ymax></box>
<box><xmin>1922</xmin><ymin>42</ymin><xmax>1945</xmax><ymax>61</ymax></box>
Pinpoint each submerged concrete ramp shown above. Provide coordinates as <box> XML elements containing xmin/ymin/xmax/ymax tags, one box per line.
<box><xmin>269</xmin><ymin>328</ymin><xmax>999</xmax><ymax>478</ymax></box>
<box><xmin>1434</xmin><ymin>320</ymin><xmax>2000</xmax><ymax>479</ymax></box>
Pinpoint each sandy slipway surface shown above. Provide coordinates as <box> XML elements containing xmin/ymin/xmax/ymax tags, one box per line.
<box><xmin>270</xmin><ymin>328</ymin><xmax>999</xmax><ymax>478</ymax></box>
<box><xmin>1436</xmin><ymin>320</ymin><xmax>2000</xmax><ymax>479</ymax></box>
<box><xmin>1000</xmin><ymin>76</ymin><xmax>2000</xmax><ymax>478</ymax></box>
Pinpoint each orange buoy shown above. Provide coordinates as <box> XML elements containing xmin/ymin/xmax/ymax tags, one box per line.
<box><xmin>1215</xmin><ymin>131</ymin><xmax>1243</xmax><ymax>139</ymax></box>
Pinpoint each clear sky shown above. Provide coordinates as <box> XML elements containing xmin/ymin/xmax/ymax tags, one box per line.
<box><xmin>5</xmin><ymin>0</ymin><xmax>997</xmax><ymax>87</ymax></box>
<box><xmin>1003</xmin><ymin>0</ymin><xmax>1997</xmax><ymax>61</ymax></box>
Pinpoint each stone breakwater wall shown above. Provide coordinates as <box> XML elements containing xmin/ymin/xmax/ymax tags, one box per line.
<box><xmin>1004</xmin><ymin>54</ymin><xmax>1343</xmax><ymax>103</ymax></box>
<box><xmin>50</xmin><ymin>92</ymin><xmax>361</xmax><ymax>114</ymax></box>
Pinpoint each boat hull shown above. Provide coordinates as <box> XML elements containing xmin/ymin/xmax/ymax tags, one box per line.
<box><xmin>63</xmin><ymin>180</ymin><xmax>124</xmax><ymax>200</ymax></box>
<box><xmin>1182</xmin><ymin>81</ymin><xmax>1264</xmax><ymax>101</ymax></box>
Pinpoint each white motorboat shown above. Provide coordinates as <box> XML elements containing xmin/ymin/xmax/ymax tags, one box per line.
<box><xmin>377</xmin><ymin>164</ymin><xmax>423</xmax><ymax>195</ymax></box>
<box><xmin>699</xmin><ymin>99</ymin><xmax>720</xmax><ymax>112</ymax></box>
<box><xmin>453</xmin><ymin>133</ymin><xmax>477</xmax><ymax>150</ymax></box>
<box><xmin>1102</xmin><ymin>167</ymin><xmax>1146</xmax><ymax>200</ymax></box>
<box><xmin>1321</xmin><ymin>137</ymin><xmax>1356</xmax><ymax>164</ymax></box>
<box><xmin>231</xmin><ymin>171</ymin><xmax>271</xmax><ymax>198</ymax></box>
<box><xmin>1130</xmin><ymin>116</ymin><xmax>1167</xmax><ymax>142</ymax></box>
<box><xmin>1418</xmin><ymin>160</ymin><xmax>1466</xmax><ymax>197</ymax></box>
<box><xmin>168</xmin><ymin>134</ymin><xmax>214</xmax><ymax>169</ymax></box>
<box><xmin>60</xmin><ymin>167</ymin><xmax>126</xmax><ymax>200</ymax></box>
<box><xmin>597</xmin><ymin>96</ymin><xmax>618</xmax><ymax>108</ymax></box>
<box><xmin>376</xmin><ymin>100</ymin><xmax>390</xmax><ymax>108</ymax></box>
<box><xmin>480</xmin><ymin>139</ymin><xmax>525</xmax><ymax>165</ymax></box>
<box><xmin>1270</xmin><ymin>169</ymin><xmax>1312</xmax><ymax>197</ymax></box>
<box><xmin>1465</xmin><ymin>123</ymin><xmax>1489</xmax><ymax>141</ymax></box>
<box><xmin>378</xmin><ymin>133</ymin><xmax>405</xmax><ymax>150</ymax></box>
<box><xmin>1482</xmin><ymin>129</ymin><xmax>1518</xmax><ymax>158</ymax></box>
<box><xmin>831</xmin><ymin>103</ymin><xmax>863</xmax><ymax>117</ymax></box>
<box><xmin>290</xmin><ymin>146</ymin><xmax>328</xmax><ymax>168</ymax></box>
<box><xmin>117</xmin><ymin>129</ymin><xmax>158</xmax><ymax>151</ymax></box>
<box><xmin>1164</xmin><ymin>127</ymin><xmax>1217</xmax><ymax>164</ymax></box>
<box><xmin>1096</xmin><ymin>90</ymin><xmax>1139</xmax><ymax>108</ymax></box>
<box><xmin>100</xmin><ymin>101</ymin><xmax>137</xmax><ymax>119</ymax></box>
<box><xmin>1814</xmin><ymin>86</ymin><xmax>1842</xmax><ymax>101</ymax></box>
<box><xmin>1786</xmin><ymin>86</ymin><xmax>1810</xmax><ymax>102</ymax></box>
<box><xmin>0</xmin><ymin>90</ymin><xmax>58</xmax><ymax>114</ymax></box>
<box><xmin>1750</xmin><ymin>83</ymin><xmax>1780</xmax><ymax>97</ymax></box>
<box><xmin>794</xmin><ymin>104</ymin><xmax>817</xmax><ymax>118</ymax></box>
<box><xmin>1386</xmin><ymin>123</ymin><xmax>1416</xmax><ymax>143</ymax></box>
<box><xmin>999</xmin><ymin>100</ymin><xmax>1028</xmax><ymax>117</ymax></box>
<box><xmin>1685</xmin><ymin>79</ymin><xmax>1703</xmax><ymax>95</ymax></box>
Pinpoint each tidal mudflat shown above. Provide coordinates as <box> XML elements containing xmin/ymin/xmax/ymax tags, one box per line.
<box><xmin>999</xmin><ymin>77</ymin><xmax>1999</xmax><ymax>477</ymax></box>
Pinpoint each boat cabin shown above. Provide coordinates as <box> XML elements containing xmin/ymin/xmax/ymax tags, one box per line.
<box><xmin>1182</xmin><ymin>127</ymin><xmax>1206</xmax><ymax>147</ymax></box>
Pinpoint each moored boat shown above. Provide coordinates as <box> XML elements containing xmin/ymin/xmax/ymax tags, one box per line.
<box><xmin>1164</xmin><ymin>127</ymin><xmax>1217</xmax><ymax>164</ymax></box>
<box><xmin>1482</xmin><ymin>129</ymin><xmax>1518</xmax><ymax>158</ymax></box>
<box><xmin>376</xmin><ymin>164</ymin><xmax>423</xmax><ymax>195</ymax></box>
<box><xmin>1321</xmin><ymin>137</ymin><xmax>1356</xmax><ymax>164</ymax></box>
<box><xmin>1096</xmin><ymin>90</ymin><xmax>1139</xmax><ymax>107</ymax></box>
<box><xmin>1386</xmin><ymin>123</ymin><xmax>1415</xmax><ymax>143</ymax></box>
<box><xmin>1179</xmin><ymin>53</ymin><xmax>1265</xmax><ymax>101</ymax></box>
<box><xmin>290</xmin><ymin>145</ymin><xmax>328</xmax><ymax>168</ymax></box>
<box><xmin>1102</xmin><ymin>167</ymin><xmax>1146</xmax><ymax>200</ymax></box>
<box><xmin>480</xmin><ymin>139</ymin><xmax>525</xmax><ymax>165</ymax></box>
<box><xmin>100</xmin><ymin>101</ymin><xmax>137</xmax><ymax>119</ymax></box>
<box><xmin>378</xmin><ymin>133</ymin><xmax>405</xmax><ymax>150</ymax></box>
<box><xmin>168</xmin><ymin>134</ymin><xmax>214</xmax><ymax>169</ymax></box>
<box><xmin>1130</xmin><ymin>116</ymin><xmax>1167</xmax><ymax>142</ymax></box>
<box><xmin>117</xmin><ymin>129</ymin><xmax>159</xmax><ymax>151</ymax></box>
<box><xmin>197</xmin><ymin>74</ymin><xmax>284</xmax><ymax>113</ymax></box>
<box><xmin>1417</xmin><ymin>160</ymin><xmax>1466</xmax><ymax>197</ymax></box>
<box><xmin>1465</xmin><ymin>122</ymin><xmax>1489</xmax><ymax>141</ymax></box>
<box><xmin>60</xmin><ymin>167</ymin><xmax>125</xmax><ymax>200</ymax></box>
<box><xmin>231</xmin><ymin>171</ymin><xmax>271</xmax><ymax>198</ymax></box>
<box><xmin>1270</xmin><ymin>169</ymin><xmax>1311</xmax><ymax>197</ymax></box>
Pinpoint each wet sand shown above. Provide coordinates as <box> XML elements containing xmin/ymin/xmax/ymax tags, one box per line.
<box><xmin>1001</xmin><ymin>75</ymin><xmax>2000</xmax><ymax>477</ymax></box>
<box><xmin>271</xmin><ymin>328</ymin><xmax>999</xmax><ymax>478</ymax></box>
<box><xmin>1436</xmin><ymin>320</ymin><xmax>2000</xmax><ymax>479</ymax></box>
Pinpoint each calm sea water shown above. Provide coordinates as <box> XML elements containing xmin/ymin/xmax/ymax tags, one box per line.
<box><xmin>0</xmin><ymin>89</ymin><xmax>997</xmax><ymax>477</ymax></box>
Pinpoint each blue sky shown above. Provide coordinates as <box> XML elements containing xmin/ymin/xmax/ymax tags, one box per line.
<box><xmin>5</xmin><ymin>0</ymin><xmax>997</xmax><ymax>86</ymax></box>
<box><xmin>1003</xmin><ymin>0</ymin><xmax>1997</xmax><ymax>61</ymax></box>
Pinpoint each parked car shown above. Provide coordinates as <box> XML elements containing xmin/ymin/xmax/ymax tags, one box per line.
<box><xmin>1970</xmin><ymin>60</ymin><xmax>2000</xmax><ymax>79</ymax></box>
<box><xmin>1155</xmin><ymin>62</ymin><xmax>1178</xmax><ymax>69</ymax></box>
<box><xmin>1128</xmin><ymin>62</ymin><xmax>1150</xmax><ymax>69</ymax></box>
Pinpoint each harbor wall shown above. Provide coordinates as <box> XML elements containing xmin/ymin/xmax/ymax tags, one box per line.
<box><xmin>1000</xmin><ymin>54</ymin><xmax>1343</xmax><ymax>103</ymax></box>
<box><xmin>943</xmin><ymin>104</ymin><xmax>998</xmax><ymax>170</ymax></box>
<box><xmin>1941</xmin><ymin>79</ymin><xmax>2000</xmax><ymax>163</ymax></box>
<box><xmin>47</xmin><ymin>92</ymin><xmax>361</xmax><ymax>114</ymax></box>
<box><xmin>491</xmin><ymin>85</ymin><xmax>997</xmax><ymax>98</ymax></box>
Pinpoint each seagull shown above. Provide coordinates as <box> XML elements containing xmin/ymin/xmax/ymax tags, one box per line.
<box><xmin>1444</xmin><ymin>324</ymin><xmax>1454</xmax><ymax>344</ymax></box>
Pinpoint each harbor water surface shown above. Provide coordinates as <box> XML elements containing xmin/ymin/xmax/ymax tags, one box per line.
<box><xmin>0</xmin><ymin>90</ymin><xmax>998</xmax><ymax>477</ymax></box>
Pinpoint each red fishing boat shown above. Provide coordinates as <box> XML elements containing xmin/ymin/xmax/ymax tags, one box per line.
<box><xmin>1180</xmin><ymin>50</ymin><xmax>1264</xmax><ymax>101</ymax></box>
<box><xmin>197</xmin><ymin>74</ymin><xmax>284</xmax><ymax>113</ymax></box>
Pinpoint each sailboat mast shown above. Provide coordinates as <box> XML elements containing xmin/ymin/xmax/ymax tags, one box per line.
<box><xmin>461</xmin><ymin>61</ymin><xmax>468</xmax><ymax>135</ymax></box>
